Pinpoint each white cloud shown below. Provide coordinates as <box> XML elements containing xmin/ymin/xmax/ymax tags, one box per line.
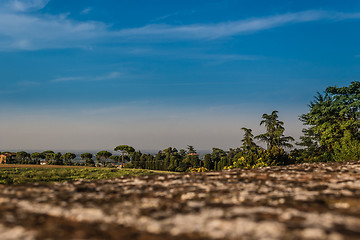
<box><xmin>51</xmin><ymin>72</ymin><xmax>122</xmax><ymax>83</ymax></box>
<box><xmin>5</xmin><ymin>0</ymin><xmax>49</xmax><ymax>12</ymax></box>
<box><xmin>0</xmin><ymin>0</ymin><xmax>108</xmax><ymax>51</ymax></box>
<box><xmin>117</xmin><ymin>10</ymin><xmax>360</xmax><ymax>40</ymax></box>
<box><xmin>127</xmin><ymin>47</ymin><xmax>260</xmax><ymax>61</ymax></box>
<box><xmin>94</xmin><ymin>72</ymin><xmax>121</xmax><ymax>80</ymax></box>
<box><xmin>52</xmin><ymin>76</ymin><xmax>86</xmax><ymax>83</ymax></box>
<box><xmin>81</xmin><ymin>7</ymin><xmax>91</xmax><ymax>15</ymax></box>
<box><xmin>0</xmin><ymin>6</ymin><xmax>359</xmax><ymax>51</ymax></box>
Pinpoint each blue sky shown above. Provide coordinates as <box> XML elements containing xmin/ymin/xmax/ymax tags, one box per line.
<box><xmin>0</xmin><ymin>0</ymin><xmax>359</xmax><ymax>151</ymax></box>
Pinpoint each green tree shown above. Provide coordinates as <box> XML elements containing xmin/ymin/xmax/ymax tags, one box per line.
<box><xmin>42</xmin><ymin>150</ymin><xmax>54</xmax><ymax>155</ymax></box>
<box><xmin>62</xmin><ymin>152</ymin><xmax>76</xmax><ymax>165</ymax></box>
<box><xmin>168</xmin><ymin>153</ymin><xmax>181</xmax><ymax>171</ymax></box>
<box><xmin>114</xmin><ymin>145</ymin><xmax>135</xmax><ymax>168</ymax></box>
<box><xmin>30</xmin><ymin>152</ymin><xmax>45</xmax><ymax>164</ymax></box>
<box><xmin>179</xmin><ymin>149</ymin><xmax>187</xmax><ymax>158</ymax></box>
<box><xmin>299</xmin><ymin>81</ymin><xmax>360</xmax><ymax>161</ymax></box>
<box><xmin>81</xmin><ymin>152</ymin><xmax>93</xmax><ymax>160</ymax></box>
<box><xmin>96</xmin><ymin>151</ymin><xmax>112</xmax><ymax>166</ymax></box>
<box><xmin>16</xmin><ymin>151</ymin><xmax>29</xmax><ymax>164</ymax></box>
<box><xmin>255</xmin><ymin>111</ymin><xmax>294</xmax><ymax>150</ymax></box>
<box><xmin>81</xmin><ymin>153</ymin><xmax>94</xmax><ymax>166</ymax></box>
<box><xmin>241</xmin><ymin>128</ymin><xmax>259</xmax><ymax>152</ymax></box>
<box><xmin>204</xmin><ymin>154</ymin><xmax>213</xmax><ymax>170</ymax></box>
<box><xmin>211</xmin><ymin>148</ymin><xmax>227</xmax><ymax>164</ymax></box>
<box><xmin>110</xmin><ymin>155</ymin><xmax>121</xmax><ymax>164</ymax></box>
<box><xmin>130</xmin><ymin>151</ymin><xmax>142</xmax><ymax>168</ymax></box>
<box><xmin>46</xmin><ymin>152</ymin><xmax>63</xmax><ymax>165</ymax></box>
<box><xmin>187</xmin><ymin>145</ymin><xmax>196</xmax><ymax>154</ymax></box>
<box><xmin>162</xmin><ymin>147</ymin><xmax>179</xmax><ymax>170</ymax></box>
<box><xmin>186</xmin><ymin>145</ymin><xmax>200</xmax><ymax>168</ymax></box>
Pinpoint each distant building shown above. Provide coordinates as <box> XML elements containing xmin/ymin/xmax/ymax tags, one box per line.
<box><xmin>40</xmin><ymin>160</ymin><xmax>48</xmax><ymax>165</ymax></box>
<box><xmin>0</xmin><ymin>153</ymin><xmax>16</xmax><ymax>164</ymax></box>
<box><xmin>188</xmin><ymin>153</ymin><xmax>199</xmax><ymax>156</ymax></box>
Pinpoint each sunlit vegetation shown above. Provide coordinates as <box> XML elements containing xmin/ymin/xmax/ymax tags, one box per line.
<box><xmin>296</xmin><ymin>81</ymin><xmax>360</xmax><ymax>162</ymax></box>
<box><xmin>0</xmin><ymin>167</ymin><xmax>162</xmax><ymax>185</ymax></box>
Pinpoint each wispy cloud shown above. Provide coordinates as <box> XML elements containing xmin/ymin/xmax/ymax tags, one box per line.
<box><xmin>150</xmin><ymin>9</ymin><xmax>197</xmax><ymax>23</ymax></box>
<box><xmin>127</xmin><ymin>47</ymin><xmax>261</xmax><ymax>61</ymax></box>
<box><xmin>0</xmin><ymin>2</ymin><xmax>359</xmax><ymax>51</ymax></box>
<box><xmin>51</xmin><ymin>72</ymin><xmax>122</xmax><ymax>83</ymax></box>
<box><xmin>117</xmin><ymin>10</ymin><xmax>360</xmax><ymax>40</ymax></box>
<box><xmin>191</xmin><ymin>53</ymin><xmax>261</xmax><ymax>62</ymax></box>
<box><xmin>0</xmin><ymin>0</ymin><xmax>108</xmax><ymax>51</ymax></box>
<box><xmin>94</xmin><ymin>72</ymin><xmax>121</xmax><ymax>81</ymax></box>
<box><xmin>5</xmin><ymin>0</ymin><xmax>49</xmax><ymax>12</ymax></box>
<box><xmin>81</xmin><ymin>7</ymin><xmax>91</xmax><ymax>15</ymax></box>
<box><xmin>51</xmin><ymin>76</ymin><xmax>86</xmax><ymax>83</ymax></box>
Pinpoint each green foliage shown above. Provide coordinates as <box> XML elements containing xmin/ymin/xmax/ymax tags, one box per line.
<box><xmin>187</xmin><ymin>145</ymin><xmax>196</xmax><ymax>154</ymax></box>
<box><xmin>96</xmin><ymin>151</ymin><xmax>112</xmax><ymax>165</ymax></box>
<box><xmin>203</xmin><ymin>154</ymin><xmax>213</xmax><ymax>170</ymax></box>
<box><xmin>31</xmin><ymin>152</ymin><xmax>45</xmax><ymax>161</ymax></box>
<box><xmin>332</xmin><ymin>130</ymin><xmax>360</xmax><ymax>161</ymax></box>
<box><xmin>223</xmin><ymin>111</ymin><xmax>294</xmax><ymax>170</ymax></box>
<box><xmin>224</xmin><ymin>156</ymin><xmax>268</xmax><ymax>170</ymax></box>
<box><xmin>109</xmin><ymin>155</ymin><xmax>121</xmax><ymax>163</ymax></box>
<box><xmin>81</xmin><ymin>153</ymin><xmax>95</xmax><ymax>166</ymax></box>
<box><xmin>16</xmin><ymin>151</ymin><xmax>30</xmax><ymax>161</ymax></box>
<box><xmin>81</xmin><ymin>153</ymin><xmax>93</xmax><ymax>160</ymax></box>
<box><xmin>44</xmin><ymin>152</ymin><xmax>63</xmax><ymax>165</ymax></box>
<box><xmin>241</xmin><ymin>128</ymin><xmax>259</xmax><ymax>152</ymax></box>
<box><xmin>299</xmin><ymin>81</ymin><xmax>360</xmax><ymax>162</ymax></box>
<box><xmin>114</xmin><ymin>145</ymin><xmax>135</xmax><ymax>167</ymax></box>
<box><xmin>62</xmin><ymin>153</ymin><xmax>76</xmax><ymax>165</ymax></box>
<box><xmin>255</xmin><ymin>111</ymin><xmax>294</xmax><ymax>150</ymax></box>
<box><xmin>114</xmin><ymin>145</ymin><xmax>135</xmax><ymax>153</ymax></box>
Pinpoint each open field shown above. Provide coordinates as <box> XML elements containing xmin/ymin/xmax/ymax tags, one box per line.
<box><xmin>0</xmin><ymin>164</ymin><xmax>93</xmax><ymax>169</ymax></box>
<box><xmin>0</xmin><ymin>165</ymin><xmax>171</xmax><ymax>184</ymax></box>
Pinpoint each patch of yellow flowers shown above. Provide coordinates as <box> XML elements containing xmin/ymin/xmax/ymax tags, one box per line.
<box><xmin>224</xmin><ymin>156</ymin><xmax>268</xmax><ymax>170</ymax></box>
<box><xmin>189</xmin><ymin>167</ymin><xmax>209</xmax><ymax>172</ymax></box>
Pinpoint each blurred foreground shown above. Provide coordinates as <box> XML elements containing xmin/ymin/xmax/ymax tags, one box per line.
<box><xmin>1</xmin><ymin>161</ymin><xmax>360</xmax><ymax>240</ymax></box>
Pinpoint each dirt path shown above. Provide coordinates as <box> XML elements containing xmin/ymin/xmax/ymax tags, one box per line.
<box><xmin>1</xmin><ymin>161</ymin><xmax>360</xmax><ymax>239</ymax></box>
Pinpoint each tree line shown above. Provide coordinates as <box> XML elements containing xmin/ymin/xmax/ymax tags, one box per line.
<box><xmin>1</xmin><ymin>81</ymin><xmax>359</xmax><ymax>171</ymax></box>
<box><xmin>0</xmin><ymin>145</ymin><xmax>136</xmax><ymax>168</ymax></box>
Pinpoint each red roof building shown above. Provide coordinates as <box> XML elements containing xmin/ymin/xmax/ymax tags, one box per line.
<box><xmin>0</xmin><ymin>153</ymin><xmax>16</xmax><ymax>164</ymax></box>
<box><xmin>188</xmin><ymin>153</ymin><xmax>199</xmax><ymax>156</ymax></box>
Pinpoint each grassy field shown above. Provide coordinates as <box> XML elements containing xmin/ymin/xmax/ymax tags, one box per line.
<box><xmin>0</xmin><ymin>164</ymin><xmax>171</xmax><ymax>184</ymax></box>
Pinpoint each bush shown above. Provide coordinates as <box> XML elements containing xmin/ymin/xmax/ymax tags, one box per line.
<box><xmin>188</xmin><ymin>167</ymin><xmax>209</xmax><ymax>173</ymax></box>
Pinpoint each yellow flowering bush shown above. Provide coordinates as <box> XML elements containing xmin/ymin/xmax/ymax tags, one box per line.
<box><xmin>188</xmin><ymin>167</ymin><xmax>209</xmax><ymax>173</ymax></box>
<box><xmin>224</xmin><ymin>156</ymin><xmax>269</xmax><ymax>170</ymax></box>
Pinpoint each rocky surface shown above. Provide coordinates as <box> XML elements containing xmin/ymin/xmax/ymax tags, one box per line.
<box><xmin>1</xmin><ymin>161</ymin><xmax>360</xmax><ymax>240</ymax></box>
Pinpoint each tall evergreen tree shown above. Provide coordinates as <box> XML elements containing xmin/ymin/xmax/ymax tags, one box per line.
<box><xmin>240</xmin><ymin>128</ymin><xmax>259</xmax><ymax>152</ymax></box>
<box><xmin>299</xmin><ymin>81</ymin><xmax>360</xmax><ymax>161</ymax></box>
<box><xmin>255</xmin><ymin>111</ymin><xmax>294</xmax><ymax>150</ymax></box>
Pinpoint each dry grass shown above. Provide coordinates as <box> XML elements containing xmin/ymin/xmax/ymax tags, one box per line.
<box><xmin>0</xmin><ymin>164</ymin><xmax>93</xmax><ymax>169</ymax></box>
<box><xmin>0</xmin><ymin>164</ymin><xmax>174</xmax><ymax>184</ymax></box>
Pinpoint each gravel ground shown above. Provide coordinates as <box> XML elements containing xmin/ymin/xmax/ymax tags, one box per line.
<box><xmin>1</xmin><ymin>161</ymin><xmax>360</xmax><ymax>240</ymax></box>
